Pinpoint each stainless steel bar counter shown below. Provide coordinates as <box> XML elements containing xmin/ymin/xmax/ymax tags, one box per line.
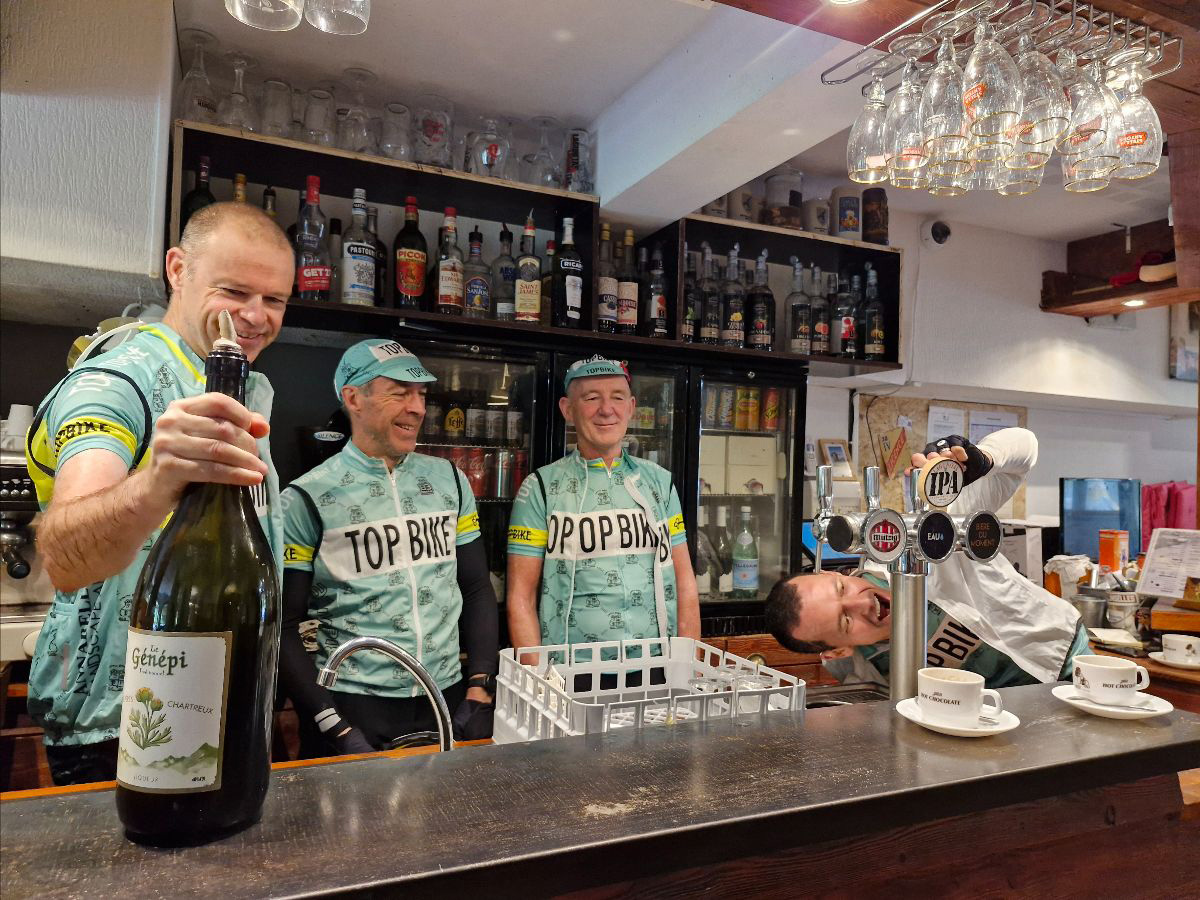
<box><xmin>3</xmin><ymin>683</ymin><xmax>1198</xmax><ymax>898</ymax></box>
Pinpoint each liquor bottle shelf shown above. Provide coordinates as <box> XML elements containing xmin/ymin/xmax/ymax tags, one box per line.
<box><xmin>283</xmin><ymin>298</ymin><xmax>901</xmax><ymax>377</ymax></box>
<box><xmin>699</xmin><ymin>428</ymin><xmax>784</xmax><ymax>438</ymax></box>
<box><xmin>418</xmin><ymin>442</ymin><xmax>524</xmax><ymax>451</ymax></box>
<box><xmin>684</xmin><ymin>214</ymin><xmax>902</xmax><ymax>255</ymax></box>
<box><xmin>699</xmin><ymin>493</ymin><xmax>776</xmax><ymax>500</ymax></box>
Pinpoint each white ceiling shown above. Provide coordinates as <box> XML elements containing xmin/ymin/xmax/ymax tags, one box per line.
<box><xmin>792</xmin><ymin>128</ymin><xmax>1172</xmax><ymax>244</ymax></box>
<box><xmin>172</xmin><ymin>0</ymin><xmax>714</xmax><ymax>130</ymax></box>
<box><xmin>174</xmin><ymin>0</ymin><xmax>1173</xmax><ymax>244</ymax></box>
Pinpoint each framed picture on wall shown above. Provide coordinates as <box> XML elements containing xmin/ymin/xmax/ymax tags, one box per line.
<box><xmin>818</xmin><ymin>439</ymin><xmax>856</xmax><ymax>480</ymax></box>
<box><xmin>1169</xmin><ymin>301</ymin><xmax>1198</xmax><ymax>382</ymax></box>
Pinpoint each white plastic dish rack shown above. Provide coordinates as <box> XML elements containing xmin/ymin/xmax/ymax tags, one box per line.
<box><xmin>493</xmin><ymin>636</ymin><xmax>806</xmax><ymax>744</ymax></box>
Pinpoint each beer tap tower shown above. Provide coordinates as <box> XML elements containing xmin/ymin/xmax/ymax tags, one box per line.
<box><xmin>814</xmin><ymin>459</ymin><xmax>1003</xmax><ymax>702</ymax></box>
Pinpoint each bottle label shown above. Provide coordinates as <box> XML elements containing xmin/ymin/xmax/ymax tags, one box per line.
<box><xmin>117</xmin><ymin>628</ymin><xmax>231</xmax><ymax>794</ymax></box>
<box><xmin>565</xmin><ymin>275</ymin><xmax>583</xmax><ymax>320</ymax></box>
<box><xmin>395</xmin><ymin>248</ymin><xmax>427</xmax><ymax>299</ymax></box>
<box><xmin>617</xmin><ymin>281</ymin><xmax>638</xmax><ymax>328</ymax></box>
<box><xmin>839</xmin><ymin>316</ymin><xmax>857</xmax><ymax>342</ymax></box>
<box><xmin>865</xmin><ymin>314</ymin><xmax>885</xmax><ymax>355</ymax></box>
<box><xmin>297</xmin><ymin>264</ymin><xmax>331</xmax><ymax>292</ymax></box>
<box><xmin>732</xmin><ymin>558</ymin><xmax>759</xmax><ymax>591</ymax></box>
<box><xmin>721</xmin><ymin>311</ymin><xmax>744</xmax><ymax>344</ymax></box>
<box><xmin>506</xmin><ymin>409</ymin><xmax>524</xmax><ymax>442</ymax></box>
<box><xmin>465</xmin><ymin>275</ymin><xmax>491</xmax><ymax>313</ymax></box>
<box><xmin>598</xmin><ymin>276</ymin><xmax>618</xmax><ymax>325</ymax></box>
<box><xmin>444</xmin><ymin>406</ymin><xmax>466</xmax><ymax>438</ymax></box>
<box><xmin>515</xmin><ymin>279</ymin><xmax>541</xmax><ymax>321</ymax></box>
<box><xmin>438</xmin><ymin>262</ymin><xmax>464</xmax><ymax>307</ymax></box>
<box><xmin>749</xmin><ymin>307</ymin><xmax>772</xmax><ymax>348</ymax></box>
<box><xmin>341</xmin><ymin>240</ymin><xmax>377</xmax><ymax>306</ymax></box>
<box><xmin>485</xmin><ymin>408</ymin><xmax>505</xmax><ymax>442</ymax></box>
<box><xmin>465</xmin><ymin>407</ymin><xmax>486</xmax><ymax>439</ymax></box>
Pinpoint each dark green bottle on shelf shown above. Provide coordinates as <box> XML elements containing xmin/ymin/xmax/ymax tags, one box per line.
<box><xmin>116</xmin><ymin>311</ymin><xmax>280</xmax><ymax>846</ymax></box>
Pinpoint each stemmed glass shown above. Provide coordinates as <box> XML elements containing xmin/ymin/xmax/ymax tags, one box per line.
<box><xmin>1108</xmin><ymin>63</ymin><xmax>1162</xmax><ymax>179</ymax></box>
<box><xmin>470</xmin><ymin>118</ymin><xmax>513</xmax><ymax>179</ymax></box>
<box><xmin>306</xmin><ymin>0</ymin><xmax>369</xmax><ymax>35</ymax></box>
<box><xmin>217</xmin><ymin>52</ymin><xmax>259</xmax><ymax>132</ymax></box>
<box><xmin>259</xmin><ymin>79</ymin><xmax>293</xmax><ymax>138</ymax></box>
<box><xmin>920</xmin><ymin>13</ymin><xmax>971</xmax><ymax>178</ymax></box>
<box><xmin>960</xmin><ymin>0</ymin><xmax>1024</xmax><ymax>161</ymax></box>
<box><xmin>1007</xmin><ymin>31</ymin><xmax>1069</xmax><ymax>168</ymax></box>
<box><xmin>846</xmin><ymin>66</ymin><xmax>890</xmax><ymax>184</ymax></box>
<box><xmin>380</xmin><ymin>102</ymin><xmax>412</xmax><ymax>160</ymax></box>
<box><xmin>526</xmin><ymin>116</ymin><xmax>564</xmax><ymax>188</ymax></box>
<box><xmin>883</xmin><ymin>35</ymin><xmax>936</xmax><ymax>188</ymax></box>
<box><xmin>176</xmin><ymin>29</ymin><xmax>218</xmax><ymax>124</ymax></box>
<box><xmin>225</xmin><ymin>0</ymin><xmax>303</xmax><ymax>31</ymax></box>
<box><xmin>337</xmin><ymin>67</ymin><xmax>378</xmax><ymax>154</ymax></box>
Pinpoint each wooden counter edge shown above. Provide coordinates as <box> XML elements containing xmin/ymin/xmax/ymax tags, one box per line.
<box><xmin>0</xmin><ymin>739</ymin><xmax>492</xmax><ymax>802</ymax></box>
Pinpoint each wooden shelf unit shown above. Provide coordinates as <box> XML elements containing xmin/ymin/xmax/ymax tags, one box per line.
<box><xmin>1040</xmin><ymin>273</ymin><xmax>1198</xmax><ymax>317</ymax></box>
<box><xmin>169</xmin><ymin>121</ymin><xmax>903</xmax><ymax>378</ymax></box>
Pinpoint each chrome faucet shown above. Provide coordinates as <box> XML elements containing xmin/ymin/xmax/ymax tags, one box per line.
<box><xmin>317</xmin><ymin>636</ymin><xmax>454</xmax><ymax>752</ymax></box>
<box><xmin>811</xmin><ymin>465</ymin><xmax>835</xmax><ymax>574</ymax></box>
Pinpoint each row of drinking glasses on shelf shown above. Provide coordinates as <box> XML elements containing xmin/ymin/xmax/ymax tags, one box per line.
<box><xmin>175</xmin><ymin>28</ymin><xmax>595</xmax><ymax>191</ymax></box>
<box><xmin>846</xmin><ymin>0</ymin><xmax>1166</xmax><ymax>195</ymax></box>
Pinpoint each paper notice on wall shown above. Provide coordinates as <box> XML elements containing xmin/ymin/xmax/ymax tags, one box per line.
<box><xmin>968</xmin><ymin>409</ymin><xmax>1018</xmax><ymax>444</ymax></box>
<box><xmin>927</xmin><ymin>405</ymin><xmax>966</xmax><ymax>443</ymax></box>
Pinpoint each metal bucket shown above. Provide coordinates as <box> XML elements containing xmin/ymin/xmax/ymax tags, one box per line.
<box><xmin>1071</xmin><ymin>593</ymin><xmax>1107</xmax><ymax>629</ymax></box>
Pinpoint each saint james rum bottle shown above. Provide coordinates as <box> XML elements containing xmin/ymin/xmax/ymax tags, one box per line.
<box><xmin>116</xmin><ymin>311</ymin><xmax>280</xmax><ymax>845</ymax></box>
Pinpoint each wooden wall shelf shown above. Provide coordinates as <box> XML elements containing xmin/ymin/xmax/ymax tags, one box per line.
<box><xmin>1040</xmin><ymin>273</ymin><xmax>1198</xmax><ymax>317</ymax></box>
<box><xmin>170</xmin><ymin>121</ymin><xmax>903</xmax><ymax>378</ymax></box>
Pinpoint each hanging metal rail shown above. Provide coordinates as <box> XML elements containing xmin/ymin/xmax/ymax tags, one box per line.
<box><xmin>820</xmin><ymin>0</ymin><xmax>1182</xmax><ymax>91</ymax></box>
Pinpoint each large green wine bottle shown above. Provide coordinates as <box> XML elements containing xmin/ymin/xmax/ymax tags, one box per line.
<box><xmin>116</xmin><ymin>312</ymin><xmax>280</xmax><ymax>845</ymax></box>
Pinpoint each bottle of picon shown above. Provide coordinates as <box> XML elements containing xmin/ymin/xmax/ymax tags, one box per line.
<box><xmin>116</xmin><ymin>310</ymin><xmax>280</xmax><ymax>845</ymax></box>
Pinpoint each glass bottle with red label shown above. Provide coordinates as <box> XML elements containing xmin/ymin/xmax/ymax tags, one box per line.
<box><xmin>294</xmin><ymin>175</ymin><xmax>331</xmax><ymax>302</ymax></box>
<box><xmin>514</xmin><ymin>212</ymin><xmax>541</xmax><ymax>323</ymax></box>
<box><xmin>393</xmin><ymin>196</ymin><xmax>427</xmax><ymax>310</ymax></box>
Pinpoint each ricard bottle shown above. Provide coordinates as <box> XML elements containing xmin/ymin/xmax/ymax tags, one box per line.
<box><xmin>116</xmin><ymin>311</ymin><xmax>280</xmax><ymax>845</ymax></box>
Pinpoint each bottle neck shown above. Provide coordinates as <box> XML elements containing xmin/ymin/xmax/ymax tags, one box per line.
<box><xmin>562</xmin><ymin>222</ymin><xmax>575</xmax><ymax>246</ymax></box>
<box><xmin>206</xmin><ymin>347</ymin><xmax>249</xmax><ymax>406</ymax></box>
<box><xmin>599</xmin><ymin>237</ymin><xmax>612</xmax><ymax>262</ymax></box>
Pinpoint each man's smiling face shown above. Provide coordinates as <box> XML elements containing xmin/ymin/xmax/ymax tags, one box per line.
<box><xmin>782</xmin><ymin>572</ymin><xmax>892</xmax><ymax>648</ymax></box>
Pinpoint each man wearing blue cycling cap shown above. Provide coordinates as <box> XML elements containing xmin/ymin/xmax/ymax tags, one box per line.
<box><xmin>507</xmin><ymin>355</ymin><xmax>700</xmax><ymax>656</ymax></box>
<box><xmin>279</xmin><ymin>339</ymin><xmax>498</xmax><ymax>754</ymax></box>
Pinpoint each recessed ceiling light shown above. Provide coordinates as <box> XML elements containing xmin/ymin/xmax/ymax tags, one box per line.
<box><xmin>827</xmin><ymin>0</ymin><xmax>867</xmax><ymax>5</ymax></box>
<box><xmin>1122</xmin><ymin>298</ymin><xmax>1147</xmax><ymax>308</ymax></box>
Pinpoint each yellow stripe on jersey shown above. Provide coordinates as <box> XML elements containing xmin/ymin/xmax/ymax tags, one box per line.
<box><xmin>53</xmin><ymin>416</ymin><xmax>138</xmax><ymax>459</ymax></box>
<box><xmin>284</xmin><ymin>543</ymin><xmax>315</xmax><ymax>565</ymax></box>
<box><xmin>141</xmin><ymin>326</ymin><xmax>203</xmax><ymax>383</ymax></box>
<box><xmin>507</xmin><ymin>525</ymin><xmax>548</xmax><ymax>548</ymax></box>
<box><xmin>25</xmin><ymin>420</ymin><xmax>57</xmax><ymax>505</ymax></box>
<box><xmin>457</xmin><ymin>511</ymin><xmax>480</xmax><ymax>536</ymax></box>
<box><xmin>667</xmin><ymin>513</ymin><xmax>686</xmax><ymax>538</ymax></box>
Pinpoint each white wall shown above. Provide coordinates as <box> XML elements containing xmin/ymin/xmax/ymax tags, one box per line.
<box><xmin>0</xmin><ymin>0</ymin><xmax>175</xmax><ymax>323</ymax></box>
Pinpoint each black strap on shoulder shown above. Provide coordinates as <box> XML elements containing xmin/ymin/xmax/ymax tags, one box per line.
<box><xmin>288</xmin><ymin>484</ymin><xmax>324</xmax><ymax>556</ymax></box>
<box><xmin>534</xmin><ymin>469</ymin><xmax>547</xmax><ymax>508</ymax></box>
<box><xmin>448</xmin><ymin>459</ymin><xmax>463</xmax><ymax>513</ymax></box>
<box><xmin>26</xmin><ymin>366</ymin><xmax>154</xmax><ymax>477</ymax></box>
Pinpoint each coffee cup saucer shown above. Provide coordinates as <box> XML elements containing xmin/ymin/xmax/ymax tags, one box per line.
<box><xmin>1051</xmin><ymin>684</ymin><xmax>1173</xmax><ymax>720</ymax></box>
<box><xmin>1148</xmin><ymin>651</ymin><xmax>1200</xmax><ymax>672</ymax></box>
<box><xmin>895</xmin><ymin>697</ymin><xmax>1020</xmax><ymax>738</ymax></box>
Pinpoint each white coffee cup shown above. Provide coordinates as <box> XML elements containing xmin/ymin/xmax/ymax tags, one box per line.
<box><xmin>6</xmin><ymin>404</ymin><xmax>34</xmax><ymax>439</ymax></box>
<box><xmin>916</xmin><ymin>667</ymin><xmax>1003</xmax><ymax>727</ymax></box>
<box><xmin>1072</xmin><ymin>654</ymin><xmax>1149</xmax><ymax>705</ymax></box>
<box><xmin>1162</xmin><ymin>634</ymin><xmax>1198</xmax><ymax>666</ymax></box>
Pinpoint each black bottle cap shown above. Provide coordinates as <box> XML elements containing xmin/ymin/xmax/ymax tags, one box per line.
<box><xmin>470</xmin><ymin>225</ymin><xmax>483</xmax><ymax>243</ymax></box>
<box><xmin>499</xmin><ymin>223</ymin><xmax>513</xmax><ymax>241</ymax></box>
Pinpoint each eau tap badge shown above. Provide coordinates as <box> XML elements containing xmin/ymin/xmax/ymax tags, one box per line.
<box><xmin>917</xmin><ymin>457</ymin><xmax>964</xmax><ymax>508</ymax></box>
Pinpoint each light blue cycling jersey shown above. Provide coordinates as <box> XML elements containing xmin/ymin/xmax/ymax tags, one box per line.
<box><xmin>508</xmin><ymin>451</ymin><xmax>686</xmax><ymax>647</ymax></box>
<box><xmin>24</xmin><ymin>324</ymin><xmax>281</xmax><ymax>746</ymax></box>
<box><xmin>282</xmin><ymin>441</ymin><xmax>480</xmax><ymax>697</ymax></box>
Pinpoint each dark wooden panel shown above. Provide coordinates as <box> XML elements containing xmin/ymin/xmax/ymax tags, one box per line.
<box><xmin>1067</xmin><ymin>219</ymin><xmax>1174</xmax><ymax>284</ymax></box>
<box><xmin>1169</xmin><ymin>127</ymin><xmax>1200</xmax><ymax>291</ymax></box>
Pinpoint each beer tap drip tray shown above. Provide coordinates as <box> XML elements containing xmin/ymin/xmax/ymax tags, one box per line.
<box><xmin>805</xmin><ymin>683</ymin><xmax>890</xmax><ymax>708</ymax></box>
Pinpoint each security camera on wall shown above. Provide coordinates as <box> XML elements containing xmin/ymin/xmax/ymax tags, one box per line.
<box><xmin>921</xmin><ymin>219</ymin><xmax>952</xmax><ymax>246</ymax></box>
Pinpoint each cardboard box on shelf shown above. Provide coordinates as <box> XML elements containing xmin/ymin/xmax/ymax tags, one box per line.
<box><xmin>700</xmin><ymin>435</ymin><xmax>728</xmax><ymax>464</ymax></box>
<box><xmin>727</xmin><ymin>463</ymin><xmax>777</xmax><ymax>496</ymax></box>
<box><xmin>1001</xmin><ymin>521</ymin><xmax>1044</xmax><ymax>586</ymax></box>
<box><xmin>726</xmin><ymin>435</ymin><xmax>776</xmax><ymax>467</ymax></box>
<box><xmin>699</xmin><ymin>465</ymin><xmax>726</xmax><ymax>495</ymax></box>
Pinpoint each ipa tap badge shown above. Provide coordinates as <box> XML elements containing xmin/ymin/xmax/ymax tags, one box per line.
<box><xmin>918</xmin><ymin>457</ymin><xmax>964</xmax><ymax>508</ymax></box>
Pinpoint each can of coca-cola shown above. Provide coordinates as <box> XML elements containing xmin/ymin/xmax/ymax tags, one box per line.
<box><xmin>492</xmin><ymin>450</ymin><xmax>514</xmax><ymax>498</ymax></box>
<box><xmin>448</xmin><ymin>445</ymin><xmax>468</xmax><ymax>474</ymax></box>
<box><xmin>465</xmin><ymin>447</ymin><xmax>488</xmax><ymax>497</ymax></box>
<box><xmin>512</xmin><ymin>450</ymin><xmax>529</xmax><ymax>491</ymax></box>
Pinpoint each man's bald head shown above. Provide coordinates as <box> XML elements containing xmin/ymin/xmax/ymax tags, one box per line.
<box><xmin>178</xmin><ymin>202</ymin><xmax>292</xmax><ymax>274</ymax></box>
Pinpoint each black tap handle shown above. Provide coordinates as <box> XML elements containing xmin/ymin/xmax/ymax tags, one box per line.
<box><xmin>3</xmin><ymin>546</ymin><xmax>30</xmax><ymax>579</ymax></box>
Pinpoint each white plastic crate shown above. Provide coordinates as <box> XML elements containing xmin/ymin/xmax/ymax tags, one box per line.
<box><xmin>494</xmin><ymin>636</ymin><xmax>806</xmax><ymax>744</ymax></box>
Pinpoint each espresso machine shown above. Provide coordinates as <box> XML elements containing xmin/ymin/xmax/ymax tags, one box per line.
<box><xmin>815</xmin><ymin>460</ymin><xmax>1003</xmax><ymax>702</ymax></box>
<box><xmin>0</xmin><ymin>450</ymin><xmax>36</xmax><ymax>580</ymax></box>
